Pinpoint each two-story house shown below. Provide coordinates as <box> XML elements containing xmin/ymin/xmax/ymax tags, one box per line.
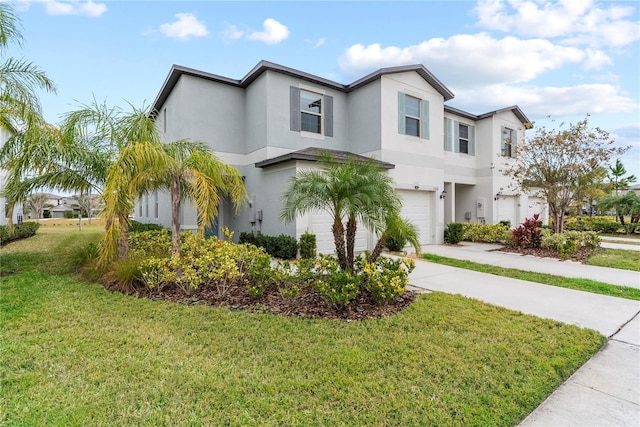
<box><xmin>137</xmin><ymin>61</ymin><xmax>545</xmax><ymax>252</ymax></box>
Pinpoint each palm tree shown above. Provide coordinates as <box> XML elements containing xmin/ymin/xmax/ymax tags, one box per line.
<box><xmin>608</xmin><ymin>159</ymin><xmax>637</xmax><ymax>195</ymax></box>
<box><xmin>101</xmin><ymin>139</ymin><xmax>246</xmax><ymax>262</ymax></box>
<box><xmin>0</xmin><ymin>3</ymin><xmax>56</xmax><ymax>127</ymax></box>
<box><xmin>281</xmin><ymin>152</ymin><xmax>402</xmax><ymax>270</ymax></box>
<box><xmin>369</xmin><ymin>213</ymin><xmax>421</xmax><ymax>263</ymax></box>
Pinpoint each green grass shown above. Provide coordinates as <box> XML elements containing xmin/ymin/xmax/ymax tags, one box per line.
<box><xmin>0</xmin><ymin>227</ymin><xmax>606</xmax><ymax>425</ymax></box>
<box><xmin>1</xmin><ymin>273</ymin><xmax>604</xmax><ymax>426</ymax></box>
<box><xmin>422</xmin><ymin>254</ymin><xmax>640</xmax><ymax>300</ymax></box>
<box><xmin>586</xmin><ymin>248</ymin><xmax>640</xmax><ymax>271</ymax></box>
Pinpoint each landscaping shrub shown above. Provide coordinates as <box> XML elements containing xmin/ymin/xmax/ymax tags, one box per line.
<box><xmin>512</xmin><ymin>214</ymin><xmax>542</xmax><ymax>249</ymax></box>
<box><xmin>313</xmin><ymin>255</ymin><xmax>361</xmax><ymax>308</ymax></box>
<box><xmin>444</xmin><ymin>223</ymin><xmax>464</xmax><ymax>244</ymax></box>
<box><xmin>299</xmin><ymin>232</ymin><xmax>317</xmax><ymax>259</ymax></box>
<box><xmin>462</xmin><ymin>223</ymin><xmax>511</xmax><ymax>244</ymax></box>
<box><xmin>0</xmin><ymin>222</ymin><xmax>40</xmax><ymax>246</ymax></box>
<box><xmin>499</xmin><ymin>220</ymin><xmax>511</xmax><ymax>228</ymax></box>
<box><xmin>361</xmin><ymin>256</ymin><xmax>415</xmax><ymax>304</ymax></box>
<box><xmin>385</xmin><ymin>236</ymin><xmax>406</xmax><ymax>251</ymax></box>
<box><xmin>541</xmin><ymin>230</ymin><xmax>601</xmax><ymax>259</ymax></box>
<box><xmin>129</xmin><ymin>220</ymin><xmax>165</xmax><ymax>233</ymax></box>
<box><xmin>238</xmin><ymin>232</ymin><xmax>298</xmax><ymax>259</ymax></box>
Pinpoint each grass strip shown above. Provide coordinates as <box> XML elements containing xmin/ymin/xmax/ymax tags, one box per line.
<box><xmin>422</xmin><ymin>253</ymin><xmax>640</xmax><ymax>301</ymax></box>
<box><xmin>1</xmin><ymin>272</ymin><xmax>604</xmax><ymax>426</ymax></box>
<box><xmin>585</xmin><ymin>248</ymin><xmax>640</xmax><ymax>271</ymax></box>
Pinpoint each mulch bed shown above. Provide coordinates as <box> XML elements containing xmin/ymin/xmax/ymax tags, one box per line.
<box><xmin>492</xmin><ymin>246</ymin><xmax>595</xmax><ymax>263</ymax></box>
<box><xmin>112</xmin><ymin>282</ymin><xmax>415</xmax><ymax>321</ymax></box>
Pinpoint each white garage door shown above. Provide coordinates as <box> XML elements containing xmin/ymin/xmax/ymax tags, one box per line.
<box><xmin>397</xmin><ymin>190</ymin><xmax>433</xmax><ymax>247</ymax></box>
<box><xmin>497</xmin><ymin>196</ymin><xmax>517</xmax><ymax>228</ymax></box>
<box><xmin>309</xmin><ymin>210</ymin><xmax>369</xmax><ymax>255</ymax></box>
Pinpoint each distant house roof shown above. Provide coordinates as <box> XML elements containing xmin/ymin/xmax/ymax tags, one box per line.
<box><xmin>445</xmin><ymin>105</ymin><xmax>533</xmax><ymax>129</ymax></box>
<box><xmin>254</xmin><ymin>147</ymin><xmax>395</xmax><ymax>170</ymax></box>
<box><xmin>151</xmin><ymin>60</ymin><xmax>455</xmax><ymax>117</ymax></box>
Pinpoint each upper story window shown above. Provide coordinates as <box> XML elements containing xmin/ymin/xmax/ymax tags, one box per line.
<box><xmin>290</xmin><ymin>86</ymin><xmax>333</xmax><ymax>137</ymax></box>
<box><xmin>458</xmin><ymin>123</ymin><xmax>469</xmax><ymax>154</ymax></box>
<box><xmin>501</xmin><ymin>126</ymin><xmax>517</xmax><ymax>158</ymax></box>
<box><xmin>398</xmin><ymin>92</ymin><xmax>430</xmax><ymax>139</ymax></box>
<box><xmin>444</xmin><ymin>117</ymin><xmax>475</xmax><ymax>155</ymax></box>
<box><xmin>300</xmin><ymin>90</ymin><xmax>322</xmax><ymax>133</ymax></box>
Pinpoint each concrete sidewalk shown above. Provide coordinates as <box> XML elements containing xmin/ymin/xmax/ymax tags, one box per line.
<box><xmin>421</xmin><ymin>242</ymin><xmax>640</xmax><ymax>288</ymax></box>
<box><xmin>405</xmin><ymin>246</ymin><xmax>640</xmax><ymax>426</ymax></box>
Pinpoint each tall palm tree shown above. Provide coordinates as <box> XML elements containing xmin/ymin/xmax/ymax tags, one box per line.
<box><xmin>101</xmin><ymin>139</ymin><xmax>246</xmax><ymax>262</ymax></box>
<box><xmin>0</xmin><ymin>3</ymin><xmax>56</xmax><ymax>127</ymax></box>
<box><xmin>608</xmin><ymin>159</ymin><xmax>637</xmax><ymax>195</ymax></box>
<box><xmin>281</xmin><ymin>152</ymin><xmax>402</xmax><ymax>270</ymax></box>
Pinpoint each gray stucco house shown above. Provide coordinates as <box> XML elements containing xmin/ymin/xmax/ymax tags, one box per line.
<box><xmin>136</xmin><ymin>60</ymin><xmax>543</xmax><ymax>252</ymax></box>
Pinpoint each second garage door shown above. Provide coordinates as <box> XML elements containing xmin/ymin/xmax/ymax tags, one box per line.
<box><xmin>397</xmin><ymin>189</ymin><xmax>434</xmax><ymax>247</ymax></box>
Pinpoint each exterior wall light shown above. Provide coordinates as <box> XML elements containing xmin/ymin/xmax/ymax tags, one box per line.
<box><xmin>494</xmin><ymin>192</ymin><xmax>502</xmax><ymax>201</ymax></box>
<box><xmin>440</xmin><ymin>190</ymin><xmax>447</xmax><ymax>199</ymax></box>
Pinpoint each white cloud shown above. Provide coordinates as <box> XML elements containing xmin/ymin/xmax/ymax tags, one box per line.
<box><xmin>222</xmin><ymin>24</ymin><xmax>244</xmax><ymax>41</ymax></box>
<box><xmin>246</xmin><ymin>18</ymin><xmax>289</xmax><ymax>45</ymax></box>
<box><xmin>339</xmin><ymin>33</ymin><xmax>586</xmax><ymax>86</ymax></box>
<box><xmin>453</xmin><ymin>83</ymin><xmax>638</xmax><ymax>118</ymax></box>
<box><xmin>315</xmin><ymin>38</ymin><xmax>326</xmax><ymax>48</ymax></box>
<box><xmin>474</xmin><ymin>0</ymin><xmax>640</xmax><ymax>47</ymax></box>
<box><xmin>154</xmin><ymin>13</ymin><xmax>209</xmax><ymax>40</ymax></box>
<box><xmin>43</xmin><ymin>0</ymin><xmax>106</xmax><ymax>17</ymax></box>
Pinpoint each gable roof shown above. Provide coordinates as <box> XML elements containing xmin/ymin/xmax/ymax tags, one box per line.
<box><xmin>445</xmin><ymin>105</ymin><xmax>533</xmax><ymax>129</ymax></box>
<box><xmin>254</xmin><ymin>147</ymin><xmax>395</xmax><ymax>170</ymax></box>
<box><xmin>151</xmin><ymin>60</ymin><xmax>454</xmax><ymax>116</ymax></box>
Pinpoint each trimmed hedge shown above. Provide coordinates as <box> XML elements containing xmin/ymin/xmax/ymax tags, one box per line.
<box><xmin>299</xmin><ymin>232</ymin><xmax>317</xmax><ymax>259</ymax></box>
<box><xmin>462</xmin><ymin>223</ymin><xmax>512</xmax><ymax>244</ymax></box>
<box><xmin>129</xmin><ymin>220</ymin><xmax>165</xmax><ymax>233</ymax></box>
<box><xmin>444</xmin><ymin>223</ymin><xmax>464</xmax><ymax>244</ymax></box>
<box><xmin>239</xmin><ymin>232</ymin><xmax>298</xmax><ymax>260</ymax></box>
<box><xmin>0</xmin><ymin>222</ymin><xmax>40</xmax><ymax>246</ymax></box>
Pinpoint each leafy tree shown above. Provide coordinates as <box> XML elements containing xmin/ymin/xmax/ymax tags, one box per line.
<box><xmin>505</xmin><ymin>117</ymin><xmax>628</xmax><ymax>233</ymax></box>
<box><xmin>75</xmin><ymin>193</ymin><xmax>101</xmax><ymax>224</ymax></box>
<box><xmin>104</xmin><ymin>140</ymin><xmax>246</xmax><ymax>261</ymax></box>
<box><xmin>281</xmin><ymin>153</ymin><xmax>402</xmax><ymax>270</ymax></box>
<box><xmin>26</xmin><ymin>192</ymin><xmax>48</xmax><ymax>222</ymax></box>
<box><xmin>607</xmin><ymin>159</ymin><xmax>637</xmax><ymax>194</ymax></box>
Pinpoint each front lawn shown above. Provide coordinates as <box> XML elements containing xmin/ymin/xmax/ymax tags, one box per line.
<box><xmin>1</xmin><ymin>272</ymin><xmax>604</xmax><ymax>426</ymax></box>
<box><xmin>585</xmin><ymin>248</ymin><xmax>640</xmax><ymax>271</ymax></box>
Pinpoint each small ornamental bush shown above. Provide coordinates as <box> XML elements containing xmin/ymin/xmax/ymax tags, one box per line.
<box><xmin>0</xmin><ymin>222</ymin><xmax>40</xmax><ymax>246</ymax></box>
<box><xmin>511</xmin><ymin>214</ymin><xmax>543</xmax><ymax>249</ymax></box>
<box><xmin>313</xmin><ymin>255</ymin><xmax>362</xmax><ymax>308</ymax></box>
<box><xmin>129</xmin><ymin>229</ymin><xmax>172</xmax><ymax>257</ymax></box>
<box><xmin>444</xmin><ymin>223</ymin><xmax>464</xmax><ymax>244</ymax></box>
<box><xmin>361</xmin><ymin>257</ymin><xmax>415</xmax><ymax>304</ymax></box>
<box><xmin>385</xmin><ymin>236</ymin><xmax>406</xmax><ymax>252</ymax></box>
<box><xmin>541</xmin><ymin>230</ymin><xmax>601</xmax><ymax>255</ymax></box>
<box><xmin>462</xmin><ymin>223</ymin><xmax>511</xmax><ymax>244</ymax></box>
<box><xmin>299</xmin><ymin>232</ymin><xmax>317</xmax><ymax>259</ymax></box>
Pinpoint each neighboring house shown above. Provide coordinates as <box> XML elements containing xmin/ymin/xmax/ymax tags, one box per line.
<box><xmin>136</xmin><ymin>61</ymin><xmax>543</xmax><ymax>252</ymax></box>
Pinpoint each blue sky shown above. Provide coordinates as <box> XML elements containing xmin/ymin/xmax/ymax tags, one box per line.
<box><xmin>10</xmin><ymin>0</ymin><xmax>640</xmax><ymax>178</ymax></box>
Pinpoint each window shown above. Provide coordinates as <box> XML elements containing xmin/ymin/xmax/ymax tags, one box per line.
<box><xmin>163</xmin><ymin>108</ymin><xmax>166</xmax><ymax>133</ymax></box>
<box><xmin>458</xmin><ymin>123</ymin><xmax>469</xmax><ymax>154</ymax></box>
<box><xmin>144</xmin><ymin>194</ymin><xmax>149</xmax><ymax>218</ymax></box>
<box><xmin>300</xmin><ymin>90</ymin><xmax>322</xmax><ymax>133</ymax></box>
<box><xmin>502</xmin><ymin>127</ymin><xmax>517</xmax><ymax>157</ymax></box>
<box><xmin>446</xmin><ymin>119</ymin><xmax>475</xmax><ymax>155</ymax></box>
<box><xmin>398</xmin><ymin>92</ymin><xmax>429</xmax><ymax>139</ymax></box>
<box><xmin>154</xmin><ymin>190</ymin><xmax>159</xmax><ymax>219</ymax></box>
<box><xmin>290</xmin><ymin>87</ymin><xmax>333</xmax><ymax>137</ymax></box>
<box><xmin>404</xmin><ymin>95</ymin><xmax>420</xmax><ymax>137</ymax></box>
